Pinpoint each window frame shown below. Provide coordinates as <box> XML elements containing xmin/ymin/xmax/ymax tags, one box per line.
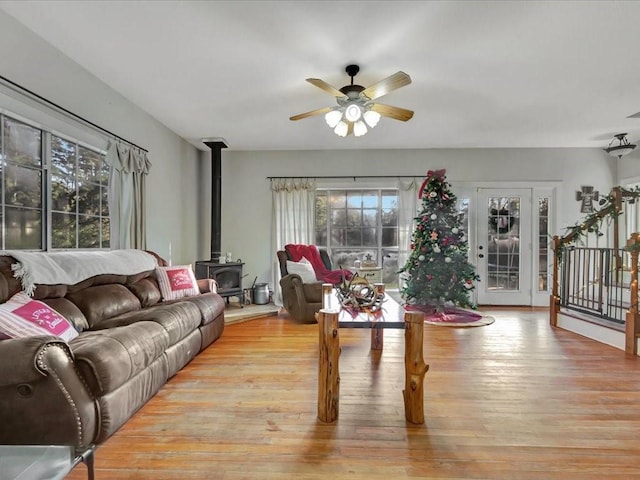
<box><xmin>315</xmin><ymin>187</ymin><xmax>400</xmax><ymax>287</ymax></box>
<box><xmin>0</xmin><ymin>111</ymin><xmax>109</xmax><ymax>251</ymax></box>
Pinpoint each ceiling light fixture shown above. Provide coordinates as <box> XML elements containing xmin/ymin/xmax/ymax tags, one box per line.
<box><xmin>604</xmin><ymin>133</ymin><xmax>636</xmax><ymax>159</ymax></box>
<box><xmin>324</xmin><ymin>104</ymin><xmax>382</xmax><ymax>137</ymax></box>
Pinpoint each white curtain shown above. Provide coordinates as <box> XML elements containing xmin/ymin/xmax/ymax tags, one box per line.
<box><xmin>398</xmin><ymin>178</ymin><xmax>418</xmax><ymax>292</ymax></box>
<box><xmin>271</xmin><ymin>178</ymin><xmax>316</xmax><ymax>305</ymax></box>
<box><xmin>106</xmin><ymin>142</ymin><xmax>151</xmax><ymax>250</ymax></box>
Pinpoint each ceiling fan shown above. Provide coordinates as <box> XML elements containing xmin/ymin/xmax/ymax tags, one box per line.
<box><xmin>290</xmin><ymin>64</ymin><xmax>414</xmax><ymax>137</ymax></box>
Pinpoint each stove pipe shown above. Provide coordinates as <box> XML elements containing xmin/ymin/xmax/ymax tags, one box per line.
<box><xmin>202</xmin><ymin>138</ymin><xmax>228</xmax><ymax>262</ymax></box>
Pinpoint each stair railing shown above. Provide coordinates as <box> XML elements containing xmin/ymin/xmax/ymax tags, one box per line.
<box><xmin>550</xmin><ymin>186</ymin><xmax>640</xmax><ymax>355</ymax></box>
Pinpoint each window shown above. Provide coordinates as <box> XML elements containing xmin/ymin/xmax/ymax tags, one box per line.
<box><xmin>315</xmin><ymin>189</ymin><xmax>399</xmax><ymax>288</ymax></box>
<box><xmin>0</xmin><ymin>113</ymin><xmax>109</xmax><ymax>250</ymax></box>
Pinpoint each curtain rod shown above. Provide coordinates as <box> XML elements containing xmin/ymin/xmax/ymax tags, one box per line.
<box><xmin>267</xmin><ymin>175</ymin><xmax>421</xmax><ymax>180</ymax></box>
<box><xmin>0</xmin><ymin>74</ymin><xmax>148</xmax><ymax>153</ymax></box>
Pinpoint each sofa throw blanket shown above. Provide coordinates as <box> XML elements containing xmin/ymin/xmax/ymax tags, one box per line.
<box><xmin>285</xmin><ymin>244</ymin><xmax>352</xmax><ymax>285</ymax></box>
<box><xmin>1</xmin><ymin>250</ymin><xmax>158</xmax><ymax>296</ymax></box>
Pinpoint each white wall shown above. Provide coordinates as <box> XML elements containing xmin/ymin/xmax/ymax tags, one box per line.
<box><xmin>0</xmin><ymin>10</ymin><xmax>201</xmax><ymax>265</ymax></box>
<box><xmin>198</xmin><ymin>148</ymin><xmax>616</xmax><ymax>290</ymax></box>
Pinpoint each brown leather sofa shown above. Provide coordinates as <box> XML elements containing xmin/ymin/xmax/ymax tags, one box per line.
<box><xmin>277</xmin><ymin>248</ymin><xmax>332</xmax><ymax>323</ymax></box>
<box><xmin>0</xmin><ymin>252</ymin><xmax>225</xmax><ymax>451</ymax></box>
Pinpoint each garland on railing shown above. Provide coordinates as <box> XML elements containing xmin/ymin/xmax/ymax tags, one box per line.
<box><xmin>555</xmin><ymin>186</ymin><xmax>640</xmax><ymax>260</ymax></box>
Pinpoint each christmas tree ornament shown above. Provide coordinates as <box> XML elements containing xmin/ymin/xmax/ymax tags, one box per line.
<box><xmin>418</xmin><ymin>255</ymin><xmax>425</xmax><ymax>261</ymax></box>
<box><xmin>430</xmin><ymin>213</ymin><xmax>437</xmax><ymax>220</ymax></box>
<box><xmin>433</xmin><ymin>245</ymin><xmax>441</xmax><ymax>253</ymax></box>
<box><xmin>444</xmin><ymin>257</ymin><xmax>452</xmax><ymax>263</ymax></box>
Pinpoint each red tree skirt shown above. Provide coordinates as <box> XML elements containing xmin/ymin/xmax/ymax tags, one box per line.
<box><xmin>405</xmin><ymin>304</ymin><xmax>495</xmax><ymax>327</ymax></box>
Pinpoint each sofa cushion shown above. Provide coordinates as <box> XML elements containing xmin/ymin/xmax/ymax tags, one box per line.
<box><xmin>40</xmin><ymin>297</ymin><xmax>90</xmax><ymax>332</ymax></box>
<box><xmin>127</xmin><ymin>277</ymin><xmax>162</xmax><ymax>307</ymax></box>
<box><xmin>66</xmin><ymin>284</ymin><xmax>142</xmax><ymax>329</ymax></box>
<box><xmin>87</xmin><ymin>302</ymin><xmax>201</xmax><ymax>346</ymax></box>
<box><xmin>0</xmin><ymin>292</ymin><xmax>79</xmax><ymax>342</ymax></box>
<box><xmin>172</xmin><ymin>292</ymin><xmax>225</xmax><ymax>326</ymax></box>
<box><xmin>155</xmin><ymin>265</ymin><xmax>199</xmax><ymax>301</ymax></box>
<box><xmin>70</xmin><ymin>321</ymin><xmax>170</xmax><ymax>395</ymax></box>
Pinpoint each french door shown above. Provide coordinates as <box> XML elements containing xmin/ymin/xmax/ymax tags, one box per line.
<box><xmin>476</xmin><ymin>188</ymin><xmax>533</xmax><ymax>305</ymax></box>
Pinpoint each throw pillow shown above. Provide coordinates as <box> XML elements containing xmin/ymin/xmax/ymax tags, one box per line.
<box><xmin>0</xmin><ymin>292</ymin><xmax>79</xmax><ymax>342</ymax></box>
<box><xmin>156</xmin><ymin>264</ymin><xmax>200</xmax><ymax>301</ymax></box>
<box><xmin>286</xmin><ymin>257</ymin><xmax>318</xmax><ymax>283</ymax></box>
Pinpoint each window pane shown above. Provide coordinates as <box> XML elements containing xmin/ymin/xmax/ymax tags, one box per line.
<box><xmin>3</xmin><ymin>118</ymin><xmax>41</xmax><ymax>168</ymax></box>
<box><xmin>78</xmin><ymin>146</ymin><xmax>106</xmax><ymax>184</ymax></box>
<box><xmin>329</xmin><ymin>191</ymin><xmax>346</xmax><ymax>208</ymax></box>
<box><xmin>79</xmin><ymin>215</ymin><xmax>100</xmax><ymax>248</ymax></box>
<box><xmin>347</xmin><ymin>192</ymin><xmax>361</xmax><ymax>208</ymax></box>
<box><xmin>362</xmin><ymin>209</ymin><xmax>377</xmax><ymax>226</ymax></box>
<box><xmin>362</xmin><ymin>192</ymin><xmax>378</xmax><ymax>208</ymax></box>
<box><xmin>101</xmin><ymin>218</ymin><xmax>110</xmax><ymax>249</ymax></box>
<box><xmin>331</xmin><ymin>228</ymin><xmax>346</xmax><ymax>246</ymax></box>
<box><xmin>362</xmin><ymin>227</ymin><xmax>377</xmax><ymax>246</ymax></box>
<box><xmin>315</xmin><ymin>192</ymin><xmax>327</xmax><ymax>229</ymax></box>
<box><xmin>78</xmin><ymin>183</ymin><xmax>100</xmax><ymax>215</ymax></box>
<box><xmin>52</xmin><ymin>212</ymin><xmax>76</xmax><ymax>248</ymax></box>
<box><xmin>347</xmin><ymin>208</ymin><xmax>361</xmax><ymax>226</ymax></box>
<box><xmin>381</xmin><ymin>208</ymin><xmax>397</xmax><ymax>226</ymax></box>
<box><xmin>346</xmin><ymin>228</ymin><xmax>362</xmax><ymax>245</ymax></box>
<box><xmin>4</xmin><ymin>165</ymin><xmax>42</xmax><ymax>208</ymax></box>
<box><xmin>101</xmin><ymin>187</ymin><xmax>109</xmax><ymax>217</ymax></box>
<box><xmin>5</xmin><ymin>207</ymin><xmax>41</xmax><ymax>249</ymax></box>
<box><xmin>331</xmin><ymin>209</ymin><xmax>346</xmax><ymax>226</ymax></box>
<box><xmin>381</xmin><ymin>190</ymin><xmax>396</xmax><ymax>209</ymax></box>
<box><xmin>381</xmin><ymin>227</ymin><xmax>398</xmax><ymax>247</ymax></box>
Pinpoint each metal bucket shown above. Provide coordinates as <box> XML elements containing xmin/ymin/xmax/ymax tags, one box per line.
<box><xmin>253</xmin><ymin>283</ymin><xmax>270</xmax><ymax>305</ymax></box>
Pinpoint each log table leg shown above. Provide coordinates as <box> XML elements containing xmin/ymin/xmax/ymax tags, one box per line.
<box><xmin>371</xmin><ymin>325</ymin><xmax>383</xmax><ymax>350</ymax></box>
<box><xmin>317</xmin><ymin>309</ymin><xmax>340</xmax><ymax>423</ymax></box>
<box><xmin>403</xmin><ymin>311</ymin><xmax>429</xmax><ymax>424</ymax></box>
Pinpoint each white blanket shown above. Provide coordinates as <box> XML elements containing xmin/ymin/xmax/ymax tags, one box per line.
<box><xmin>1</xmin><ymin>250</ymin><xmax>158</xmax><ymax>296</ymax></box>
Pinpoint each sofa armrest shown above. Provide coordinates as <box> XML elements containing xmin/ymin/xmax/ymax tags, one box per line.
<box><xmin>0</xmin><ymin>336</ymin><xmax>98</xmax><ymax>449</ymax></box>
<box><xmin>197</xmin><ymin>278</ymin><xmax>217</xmax><ymax>294</ymax></box>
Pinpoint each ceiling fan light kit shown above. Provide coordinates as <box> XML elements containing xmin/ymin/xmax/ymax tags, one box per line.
<box><xmin>604</xmin><ymin>133</ymin><xmax>637</xmax><ymax>159</ymax></box>
<box><xmin>291</xmin><ymin>64</ymin><xmax>414</xmax><ymax>137</ymax></box>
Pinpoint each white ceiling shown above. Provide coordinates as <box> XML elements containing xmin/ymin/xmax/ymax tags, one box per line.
<box><xmin>2</xmin><ymin>0</ymin><xmax>640</xmax><ymax>152</ymax></box>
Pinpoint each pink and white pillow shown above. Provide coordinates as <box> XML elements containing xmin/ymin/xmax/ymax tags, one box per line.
<box><xmin>156</xmin><ymin>265</ymin><xmax>200</xmax><ymax>301</ymax></box>
<box><xmin>0</xmin><ymin>292</ymin><xmax>79</xmax><ymax>342</ymax></box>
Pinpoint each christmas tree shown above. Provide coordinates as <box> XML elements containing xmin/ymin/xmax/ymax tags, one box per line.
<box><xmin>400</xmin><ymin>169</ymin><xmax>479</xmax><ymax>309</ymax></box>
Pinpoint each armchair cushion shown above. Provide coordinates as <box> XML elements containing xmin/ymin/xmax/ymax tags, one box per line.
<box><xmin>286</xmin><ymin>258</ymin><xmax>317</xmax><ymax>283</ymax></box>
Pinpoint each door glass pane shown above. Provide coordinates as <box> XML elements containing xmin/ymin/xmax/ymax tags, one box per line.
<box><xmin>487</xmin><ymin>196</ymin><xmax>520</xmax><ymax>291</ymax></box>
<box><xmin>538</xmin><ymin>197</ymin><xmax>549</xmax><ymax>291</ymax></box>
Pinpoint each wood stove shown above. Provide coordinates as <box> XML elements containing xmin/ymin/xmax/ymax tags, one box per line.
<box><xmin>195</xmin><ymin>261</ymin><xmax>244</xmax><ymax>304</ymax></box>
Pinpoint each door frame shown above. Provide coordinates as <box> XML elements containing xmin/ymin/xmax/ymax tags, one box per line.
<box><xmin>452</xmin><ymin>181</ymin><xmax>559</xmax><ymax>307</ymax></box>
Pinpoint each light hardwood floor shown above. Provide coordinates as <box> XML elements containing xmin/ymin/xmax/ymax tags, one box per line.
<box><xmin>66</xmin><ymin>308</ymin><xmax>640</xmax><ymax>479</ymax></box>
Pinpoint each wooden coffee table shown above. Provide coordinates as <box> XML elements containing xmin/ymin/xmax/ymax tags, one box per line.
<box><xmin>317</xmin><ymin>292</ymin><xmax>429</xmax><ymax>425</ymax></box>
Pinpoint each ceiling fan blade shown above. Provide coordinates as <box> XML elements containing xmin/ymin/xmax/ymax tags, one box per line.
<box><xmin>371</xmin><ymin>103</ymin><xmax>414</xmax><ymax>122</ymax></box>
<box><xmin>362</xmin><ymin>71</ymin><xmax>412</xmax><ymax>100</ymax></box>
<box><xmin>290</xmin><ymin>106</ymin><xmax>333</xmax><ymax>121</ymax></box>
<box><xmin>306</xmin><ymin>78</ymin><xmax>346</xmax><ymax>98</ymax></box>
